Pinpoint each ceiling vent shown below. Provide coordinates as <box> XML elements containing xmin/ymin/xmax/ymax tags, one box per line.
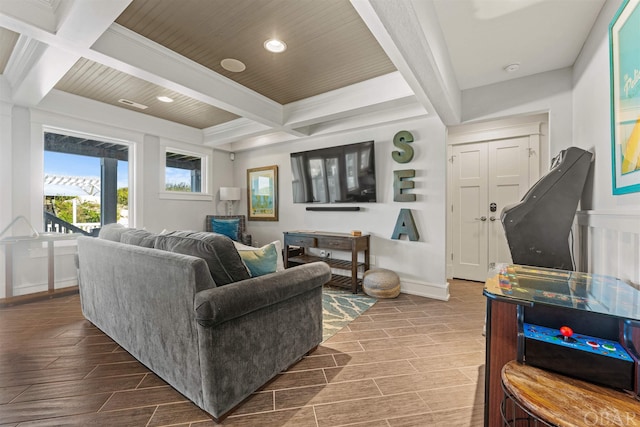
<box><xmin>118</xmin><ymin>98</ymin><xmax>148</xmax><ymax>109</ymax></box>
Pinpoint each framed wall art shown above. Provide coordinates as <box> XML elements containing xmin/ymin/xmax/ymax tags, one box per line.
<box><xmin>247</xmin><ymin>165</ymin><xmax>278</xmax><ymax>221</ymax></box>
<box><xmin>610</xmin><ymin>0</ymin><xmax>640</xmax><ymax>194</ymax></box>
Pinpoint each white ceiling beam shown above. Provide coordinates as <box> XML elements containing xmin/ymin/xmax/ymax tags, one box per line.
<box><xmin>307</xmin><ymin>102</ymin><xmax>428</xmax><ymax>136</ymax></box>
<box><xmin>1</xmin><ymin>0</ymin><xmax>132</xmax><ymax>106</ymax></box>
<box><xmin>203</xmin><ymin>72</ymin><xmax>416</xmax><ymax>145</ymax></box>
<box><xmin>90</xmin><ymin>25</ymin><xmax>284</xmax><ymax>129</ymax></box>
<box><xmin>5</xmin><ymin>36</ymin><xmax>77</xmax><ymax>106</ymax></box>
<box><xmin>55</xmin><ymin>0</ymin><xmax>132</xmax><ymax>44</ymax></box>
<box><xmin>228</xmin><ymin>100</ymin><xmax>427</xmax><ymax>152</ymax></box>
<box><xmin>204</xmin><ymin>118</ymin><xmax>312</xmax><ymax>148</ymax></box>
<box><xmin>228</xmin><ymin>132</ymin><xmax>302</xmax><ymax>153</ymax></box>
<box><xmin>0</xmin><ymin>0</ymin><xmax>60</xmax><ymax>33</ymax></box>
<box><xmin>352</xmin><ymin>0</ymin><xmax>461</xmax><ymax>126</ymax></box>
<box><xmin>203</xmin><ymin>118</ymin><xmax>274</xmax><ymax>147</ymax></box>
<box><xmin>283</xmin><ymin>72</ymin><xmax>415</xmax><ymax>128</ymax></box>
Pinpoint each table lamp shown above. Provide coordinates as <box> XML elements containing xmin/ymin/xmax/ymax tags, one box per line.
<box><xmin>220</xmin><ymin>187</ymin><xmax>241</xmax><ymax>215</ymax></box>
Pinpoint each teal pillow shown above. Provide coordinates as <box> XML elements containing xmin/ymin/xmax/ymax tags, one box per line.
<box><xmin>211</xmin><ymin>218</ymin><xmax>239</xmax><ymax>241</ymax></box>
<box><xmin>238</xmin><ymin>243</ymin><xmax>278</xmax><ymax>277</ymax></box>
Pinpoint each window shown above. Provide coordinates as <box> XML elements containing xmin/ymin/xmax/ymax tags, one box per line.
<box><xmin>160</xmin><ymin>144</ymin><xmax>211</xmax><ymax>200</ymax></box>
<box><xmin>43</xmin><ymin>131</ymin><xmax>130</xmax><ymax>234</ymax></box>
<box><xmin>165</xmin><ymin>151</ymin><xmax>201</xmax><ymax>192</ymax></box>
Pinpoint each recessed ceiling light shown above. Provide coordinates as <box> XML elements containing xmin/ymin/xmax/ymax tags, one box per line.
<box><xmin>504</xmin><ymin>63</ymin><xmax>520</xmax><ymax>73</ymax></box>
<box><xmin>221</xmin><ymin>58</ymin><xmax>246</xmax><ymax>72</ymax></box>
<box><xmin>264</xmin><ymin>39</ymin><xmax>287</xmax><ymax>53</ymax></box>
<box><xmin>156</xmin><ymin>96</ymin><xmax>174</xmax><ymax>103</ymax></box>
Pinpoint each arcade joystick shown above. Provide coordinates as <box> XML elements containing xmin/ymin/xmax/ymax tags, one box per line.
<box><xmin>559</xmin><ymin>326</ymin><xmax>577</xmax><ymax>343</ymax></box>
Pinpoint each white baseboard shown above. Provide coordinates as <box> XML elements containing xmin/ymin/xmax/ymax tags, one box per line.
<box><xmin>12</xmin><ymin>278</ymin><xmax>78</xmax><ymax>296</ymax></box>
<box><xmin>400</xmin><ymin>278</ymin><xmax>450</xmax><ymax>301</ymax></box>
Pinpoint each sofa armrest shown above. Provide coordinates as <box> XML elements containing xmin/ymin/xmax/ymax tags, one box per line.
<box><xmin>194</xmin><ymin>261</ymin><xmax>330</xmax><ymax>328</ymax></box>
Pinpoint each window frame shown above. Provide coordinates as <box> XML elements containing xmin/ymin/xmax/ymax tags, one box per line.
<box><xmin>42</xmin><ymin>126</ymin><xmax>135</xmax><ymax>229</ymax></box>
<box><xmin>159</xmin><ymin>141</ymin><xmax>212</xmax><ymax>201</ymax></box>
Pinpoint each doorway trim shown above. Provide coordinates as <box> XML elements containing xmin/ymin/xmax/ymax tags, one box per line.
<box><xmin>446</xmin><ymin>114</ymin><xmax>549</xmax><ymax>280</ymax></box>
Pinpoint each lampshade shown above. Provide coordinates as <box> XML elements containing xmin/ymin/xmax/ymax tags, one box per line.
<box><xmin>220</xmin><ymin>187</ymin><xmax>241</xmax><ymax>201</ymax></box>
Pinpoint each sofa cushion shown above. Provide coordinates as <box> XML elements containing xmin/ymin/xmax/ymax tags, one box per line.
<box><xmin>120</xmin><ymin>229</ymin><xmax>157</xmax><ymax>248</ymax></box>
<box><xmin>210</xmin><ymin>218</ymin><xmax>240</xmax><ymax>241</ymax></box>
<box><xmin>98</xmin><ymin>223</ymin><xmax>131</xmax><ymax>242</ymax></box>
<box><xmin>155</xmin><ymin>231</ymin><xmax>250</xmax><ymax>286</ymax></box>
<box><xmin>237</xmin><ymin>242</ymin><xmax>279</xmax><ymax>277</ymax></box>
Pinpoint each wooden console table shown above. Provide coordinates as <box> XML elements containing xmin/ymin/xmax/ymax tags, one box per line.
<box><xmin>284</xmin><ymin>231</ymin><xmax>370</xmax><ymax>293</ymax></box>
<box><xmin>484</xmin><ymin>264</ymin><xmax>640</xmax><ymax>426</ymax></box>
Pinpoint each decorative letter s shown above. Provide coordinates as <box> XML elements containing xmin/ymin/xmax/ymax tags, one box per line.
<box><xmin>392</xmin><ymin>130</ymin><xmax>414</xmax><ymax>164</ymax></box>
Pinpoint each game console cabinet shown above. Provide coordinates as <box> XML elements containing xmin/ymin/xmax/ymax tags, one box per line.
<box><xmin>484</xmin><ymin>264</ymin><xmax>640</xmax><ymax>426</ymax></box>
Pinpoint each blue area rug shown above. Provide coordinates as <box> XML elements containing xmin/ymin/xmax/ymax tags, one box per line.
<box><xmin>322</xmin><ymin>287</ymin><xmax>377</xmax><ymax>341</ymax></box>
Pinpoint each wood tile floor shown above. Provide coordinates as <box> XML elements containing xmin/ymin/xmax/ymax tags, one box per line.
<box><xmin>0</xmin><ymin>279</ymin><xmax>486</xmax><ymax>426</ymax></box>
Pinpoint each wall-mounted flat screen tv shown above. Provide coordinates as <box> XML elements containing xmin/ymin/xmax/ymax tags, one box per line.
<box><xmin>290</xmin><ymin>141</ymin><xmax>376</xmax><ymax>203</ymax></box>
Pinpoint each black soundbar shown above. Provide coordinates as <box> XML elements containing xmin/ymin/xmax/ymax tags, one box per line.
<box><xmin>305</xmin><ymin>206</ymin><xmax>360</xmax><ymax>211</ymax></box>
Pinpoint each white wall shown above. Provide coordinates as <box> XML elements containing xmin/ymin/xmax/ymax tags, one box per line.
<box><xmin>453</xmin><ymin>0</ymin><xmax>639</xmax><ymax>284</ymax></box>
<box><xmin>232</xmin><ymin>115</ymin><xmax>450</xmax><ymax>300</ymax></box>
<box><xmin>0</xmin><ymin>89</ymin><xmax>227</xmax><ymax>297</ymax></box>
<box><xmin>571</xmin><ymin>0</ymin><xmax>640</xmax><ymax>284</ymax></box>
<box><xmin>1</xmin><ymin>82</ymin><xmax>451</xmax><ymax>300</ymax></box>
<box><xmin>29</xmin><ymin>91</ymin><xmax>223</xmax><ymax>233</ymax></box>
<box><xmin>462</xmin><ymin>67</ymin><xmax>573</xmax><ymax>159</ymax></box>
<box><xmin>573</xmin><ymin>0</ymin><xmax>638</xmax><ymax>210</ymax></box>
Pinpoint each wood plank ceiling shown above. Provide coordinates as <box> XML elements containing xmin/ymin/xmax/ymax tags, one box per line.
<box><xmin>54</xmin><ymin>59</ymin><xmax>240</xmax><ymax>129</ymax></box>
<box><xmin>114</xmin><ymin>0</ymin><xmax>396</xmax><ymax>104</ymax></box>
<box><xmin>0</xmin><ymin>27</ymin><xmax>18</xmax><ymax>73</ymax></box>
<box><xmin>51</xmin><ymin>0</ymin><xmax>396</xmax><ymax>130</ymax></box>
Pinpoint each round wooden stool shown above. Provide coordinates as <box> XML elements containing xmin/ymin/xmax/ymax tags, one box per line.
<box><xmin>501</xmin><ymin>360</ymin><xmax>640</xmax><ymax>426</ymax></box>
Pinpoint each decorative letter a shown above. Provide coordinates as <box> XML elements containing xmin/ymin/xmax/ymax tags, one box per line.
<box><xmin>391</xmin><ymin>209</ymin><xmax>420</xmax><ymax>241</ymax></box>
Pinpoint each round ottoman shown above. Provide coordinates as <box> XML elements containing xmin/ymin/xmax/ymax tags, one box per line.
<box><xmin>363</xmin><ymin>268</ymin><xmax>400</xmax><ymax>298</ymax></box>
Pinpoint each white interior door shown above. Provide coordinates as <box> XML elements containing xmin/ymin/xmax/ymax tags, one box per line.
<box><xmin>452</xmin><ymin>142</ymin><xmax>488</xmax><ymax>280</ymax></box>
<box><xmin>452</xmin><ymin>137</ymin><xmax>533</xmax><ymax>281</ymax></box>
<box><xmin>487</xmin><ymin>137</ymin><xmax>531</xmax><ymax>267</ymax></box>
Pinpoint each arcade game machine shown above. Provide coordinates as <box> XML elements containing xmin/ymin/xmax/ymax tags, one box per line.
<box><xmin>481</xmin><ymin>147</ymin><xmax>640</xmax><ymax>426</ymax></box>
<box><xmin>501</xmin><ymin>146</ymin><xmax>594</xmax><ymax>271</ymax></box>
<box><xmin>493</xmin><ymin>147</ymin><xmax>640</xmax><ymax>395</ymax></box>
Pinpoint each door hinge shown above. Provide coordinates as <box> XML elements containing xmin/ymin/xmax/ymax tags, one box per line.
<box><xmin>449</xmin><ymin>155</ymin><xmax>456</xmax><ymax>163</ymax></box>
<box><xmin>450</xmin><ymin>253</ymin><xmax>453</xmax><ymax>261</ymax></box>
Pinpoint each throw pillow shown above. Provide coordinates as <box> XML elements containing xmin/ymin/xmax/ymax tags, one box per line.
<box><xmin>233</xmin><ymin>240</ymin><xmax>285</xmax><ymax>272</ymax></box>
<box><xmin>211</xmin><ymin>218</ymin><xmax>240</xmax><ymax>241</ymax></box>
<box><xmin>98</xmin><ymin>223</ymin><xmax>131</xmax><ymax>242</ymax></box>
<box><xmin>154</xmin><ymin>231</ymin><xmax>250</xmax><ymax>286</ymax></box>
<box><xmin>237</xmin><ymin>243</ymin><xmax>278</xmax><ymax>277</ymax></box>
<box><xmin>120</xmin><ymin>229</ymin><xmax>157</xmax><ymax>248</ymax></box>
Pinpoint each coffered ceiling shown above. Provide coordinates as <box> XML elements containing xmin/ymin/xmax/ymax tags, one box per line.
<box><xmin>115</xmin><ymin>0</ymin><xmax>396</xmax><ymax>105</ymax></box>
<box><xmin>55</xmin><ymin>58</ymin><xmax>240</xmax><ymax>129</ymax></box>
<box><xmin>0</xmin><ymin>0</ymin><xmax>605</xmax><ymax>151</ymax></box>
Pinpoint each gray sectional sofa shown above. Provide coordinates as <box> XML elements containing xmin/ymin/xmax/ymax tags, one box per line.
<box><xmin>76</xmin><ymin>226</ymin><xmax>331</xmax><ymax>420</ymax></box>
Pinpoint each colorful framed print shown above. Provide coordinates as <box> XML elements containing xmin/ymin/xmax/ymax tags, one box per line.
<box><xmin>247</xmin><ymin>165</ymin><xmax>278</xmax><ymax>221</ymax></box>
<box><xmin>610</xmin><ymin>0</ymin><xmax>640</xmax><ymax>194</ymax></box>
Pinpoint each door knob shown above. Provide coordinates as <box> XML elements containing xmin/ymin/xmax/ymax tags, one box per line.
<box><xmin>489</xmin><ymin>216</ymin><xmax>496</xmax><ymax>221</ymax></box>
<box><xmin>474</xmin><ymin>216</ymin><xmax>487</xmax><ymax>221</ymax></box>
